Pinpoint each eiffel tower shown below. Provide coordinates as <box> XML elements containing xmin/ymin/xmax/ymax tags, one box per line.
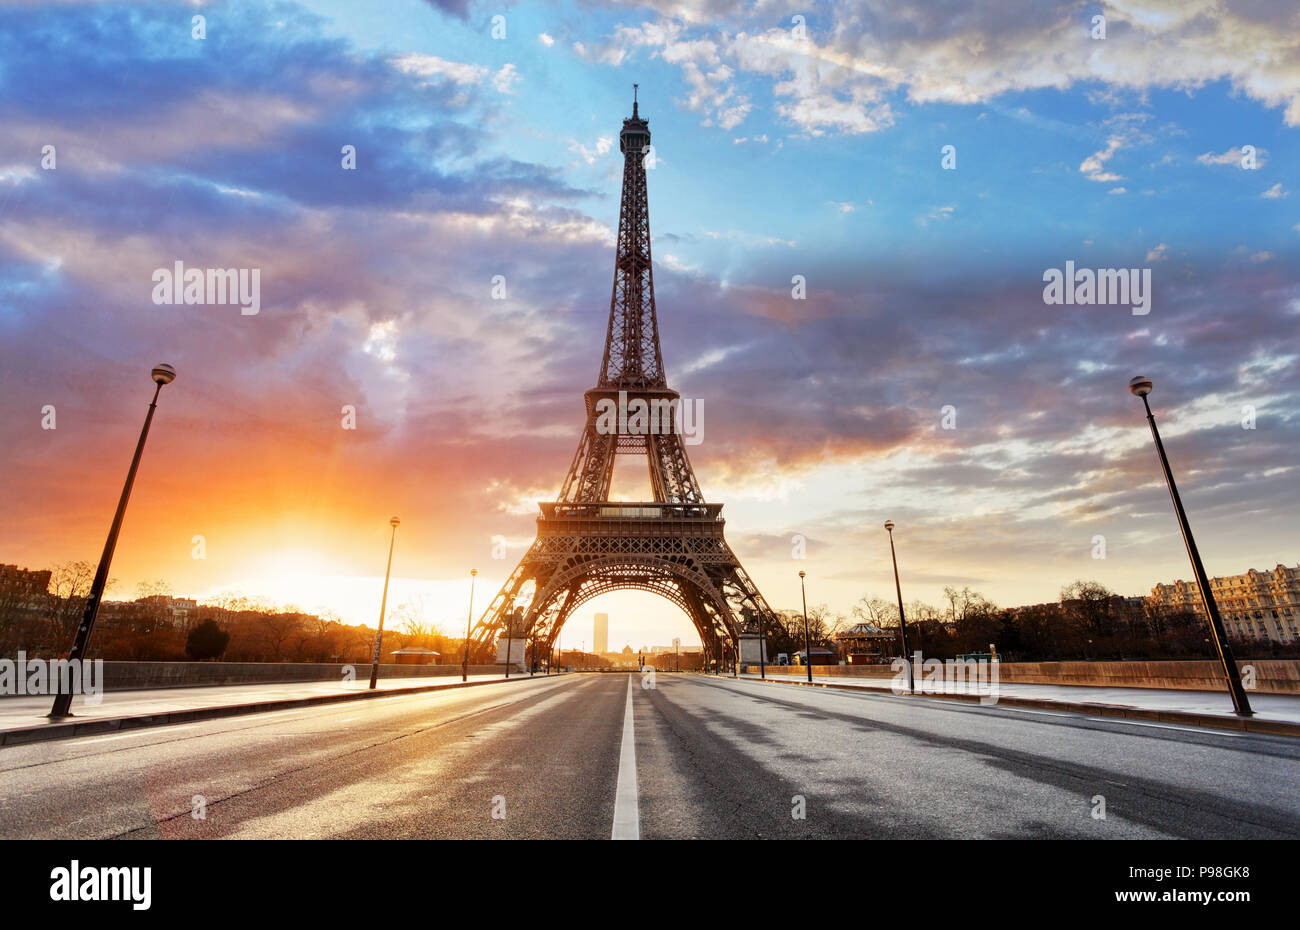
<box><xmin>469</xmin><ymin>88</ymin><xmax>776</xmax><ymax>668</ymax></box>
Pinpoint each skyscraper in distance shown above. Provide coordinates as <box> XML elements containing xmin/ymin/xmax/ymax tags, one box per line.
<box><xmin>594</xmin><ymin>613</ymin><xmax>609</xmax><ymax>654</ymax></box>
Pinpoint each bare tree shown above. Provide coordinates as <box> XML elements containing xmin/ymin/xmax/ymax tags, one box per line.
<box><xmin>852</xmin><ymin>595</ymin><xmax>898</xmax><ymax>628</ymax></box>
<box><xmin>1060</xmin><ymin>580</ymin><xmax>1117</xmax><ymax>640</ymax></box>
<box><xmin>46</xmin><ymin>561</ymin><xmax>99</xmax><ymax>644</ymax></box>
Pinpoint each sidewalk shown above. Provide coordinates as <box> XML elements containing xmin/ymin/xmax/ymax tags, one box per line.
<box><xmin>0</xmin><ymin>672</ymin><xmax>546</xmax><ymax>745</ymax></box>
<box><xmin>735</xmin><ymin>671</ymin><xmax>1300</xmax><ymax>736</ymax></box>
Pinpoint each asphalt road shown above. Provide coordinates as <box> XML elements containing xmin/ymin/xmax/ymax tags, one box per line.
<box><xmin>2</xmin><ymin>672</ymin><xmax>1297</xmax><ymax>839</ymax></box>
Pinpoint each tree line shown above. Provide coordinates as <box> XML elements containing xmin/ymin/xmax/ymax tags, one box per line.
<box><xmin>0</xmin><ymin>561</ymin><xmax>495</xmax><ymax>664</ymax></box>
<box><xmin>762</xmin><ymin>581</ymin><xmax>1298</xmax><ymax>662</ymax></box>
<box><xmin>3</xmin><ymin>563</ymin><xmax>1294</xmax><ymax>664</ymax></box>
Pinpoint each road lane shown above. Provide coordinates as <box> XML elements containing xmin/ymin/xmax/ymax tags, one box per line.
<box><xmin>635</xmin><ymin>674</ymin><xmax>1300</xmax><ymax>839</ymax></box>
<box><xmin>0</xmin><ymin>674</ymin><xmax>626</xmax><ymax>839</ymax></box>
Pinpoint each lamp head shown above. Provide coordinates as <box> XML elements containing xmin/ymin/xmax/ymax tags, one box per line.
<box><xmin>798</xmin><ymin>570</ymin><xmax>806</xmax><ymax>579</ymax></box>
<box><xmin>471</xmin><ymin>568</ymin><xmax>477</xmax><ymax>577</ymax></box>
<box><xmin>1128</xmin><ymin>376</ymin><xmax>1152</xmax><ymax>397</ymax></box>
<box><xmin>151</xmin><ymin>363</ymin><xmax>176</xmax><ymax>385</ymax></box>
<box><xmin>884</xmin><ymin>520</ymin><xmax>895</xmax><ymax>532</ymax></box>
<box><xmin>389</xmin><ymin>516</ymin><xmax>400</xmax><ymax>527</ymax></box>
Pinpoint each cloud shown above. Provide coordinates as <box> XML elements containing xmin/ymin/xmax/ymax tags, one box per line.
<box><xmin>1080</xmin><ymin>136</ymin><xmax>1124</xmax><ymax>182</ymax></box>
<box><xmin>493</xmin><ymin>62</ymin><xmax>520</xmax><ymax>94</ymax></box>
<box><xmin>596</xmin><ymin>2</ymin><xmax>1300</xmax><ymax>136</ymax></box>
<box><xmin>1262</xmin><ymin>182</ymin><xmax>1287</xmax><ymax>199</ymax></box>
<box><xmin>421</xmin><ymin>0</ymin><xmax>472</xmax><ymax>19</ymax></box>
<box><xmin>1198</xmin><ymin>146</ymin><xmax>1267</xmax><ymax>167</ymax></box>
<box><xmin>583</xmin><ymin>21</ymin><xmax>754</xmax><ymax>129</ymax></box>
<box><xmin>391</xmin><ymin>54</ymin><xmax>518</xmax><ymax>95</ymax></box>
<box><xmin>569</xmin><ymin>136</ymin><xmax>615</xmax><ymax>165</ymax></box>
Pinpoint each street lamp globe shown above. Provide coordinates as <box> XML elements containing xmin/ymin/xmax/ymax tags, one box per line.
<box><xmin>798</xmin><ymin>570</ymin><xmax>806</xmax><ymax>579</ymax></box>
<box><xmin>151</xmin><ymin>363</ymin><xmax>176</xmax><ymax>385</ymax></box>
<box><xmin>1129</xmin><ymin>376</ymin><xmax>1152</xmax><ymax>397</ymax></box>
<box><xmin>390</xmin><ymin>516</ymin><xmax>400</xmax><ymax>527</ymax></box>
<box><xmin>884</xmin><ymin>520</ymin><xmax>895</xmax><ymax>532</ymax></box>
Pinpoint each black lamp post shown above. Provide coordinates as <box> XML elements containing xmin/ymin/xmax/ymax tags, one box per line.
<box><xmin>368</xmin><ymin>516</ymin><xmax>400</xmax><ymax>690</ymax></box>
<box><xmin>799</xmin><ymin>570</ymin><xmax>812</xmax><ymax>683</ymax></box>
<box><xmin>50</xmin><ymin>363</ymin><xmax>176</xmax><ymax>719</ymax></box>
<box><xmin>885</xmin><ymin>520</ymin><xmax>914</xmax><ymax>693</ymax></box>
<box><xmin>1129</xmin><ymin>376</ymin><xmax>1252</xmax><ymax>716</ymax></box>
<box><xmin>758</xmin><ymin>610</ymin><xmax>767</xmax><ymax>680</ymax></box>
<box><xmin>461</xmin><ymin>568</ymin><xmax>476</xmax><ymax>682</ymax></box>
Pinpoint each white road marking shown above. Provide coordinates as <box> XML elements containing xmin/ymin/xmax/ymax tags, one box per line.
<box><xmin>78</xmin><ymin>724</ymin><xmax>199</xmax><ymax>744</ymax></box>
<box><xmin>611</xmin><ymin>676</ymin><xmax>640</xmax><ymax>840</ymax></box>
<box><xmin>1086</xmin><ymin>718</ymin><xmax>1241</xmax><ymax>736</ymax></box>
<box><xmin>1011</xmin><ymin>709</ymin><xmax>1077</xmax><ymax>718</ymax></box>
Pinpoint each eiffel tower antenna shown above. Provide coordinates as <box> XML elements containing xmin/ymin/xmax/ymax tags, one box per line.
<box><xmin>468</xmin><ymin>94</ymin><xmax>775</xmax><ymax>673</ymax></box>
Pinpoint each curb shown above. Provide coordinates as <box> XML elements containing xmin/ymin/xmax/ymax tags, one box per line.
<box><xmin>729</xmin><ymin>675</ymin><xmax>1300</xmax><ymax>738</ymax></box>
<box><xmin>0</xmin><ymin>673</ymin><xmax>556</xmax><ymax>747</ymax></box>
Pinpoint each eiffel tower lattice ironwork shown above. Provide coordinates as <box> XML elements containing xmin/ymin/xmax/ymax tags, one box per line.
<box><xmin>468</xmin><ymin>89</ymin><xmax>776</xmax><ymax>668</ymax></box>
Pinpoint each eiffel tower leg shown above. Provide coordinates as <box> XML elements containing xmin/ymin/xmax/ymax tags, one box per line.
<box><xmin>468</xmin><ymin>543</ymin><xmax>551</xmax><ymax>655</ymax></box>
<box><xmin>538</xmin><ymin>580</ymin><xmax>584</xmax><ymax>662</ymax></box>
<box><xmin>677</xmin><ymin>583</ymin><xmax>722</xmax><ymax>665</ymax></box>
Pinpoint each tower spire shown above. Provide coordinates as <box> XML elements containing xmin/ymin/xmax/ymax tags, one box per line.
<box><xmin>601</xmin><ymin>87</ymin><xmax>660</xmax><ymax>389</ymax></box>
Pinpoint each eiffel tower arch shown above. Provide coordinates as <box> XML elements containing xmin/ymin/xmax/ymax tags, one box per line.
<box><xmin>469</xmin><ymin>89</ymin><xmax>776</xmax><ymax>667</ymax></box>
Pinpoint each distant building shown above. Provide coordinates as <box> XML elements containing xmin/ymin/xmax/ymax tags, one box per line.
<box><xmin>0</xmin><ymin>564</ymin><xmax>52</xmax><ymax>611</ymax></box>
<box><xmin>593</xmin><ymin>612</ymin><xmax>608</xmax><ymax>654</ymax></box>
<box><xmin>794</xmin><ymin>647</ymin><xmax>839</xmax><ymax>666</ymax></box>
<box><xmin>135</xmin><ymin>595</ymin><xmax>199</xmax><ymax>629</ymax></box>
<box><xmin>1148</xmin><ymin>563</ymin><xmax>1300</xmax><ymax>644</ymax></box>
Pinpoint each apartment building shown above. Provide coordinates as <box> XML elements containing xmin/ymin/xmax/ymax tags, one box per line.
<box><xmin>1148</xmin><ymin>563</ymin><xmax>1300</xmax><ymax>644</ymax></box>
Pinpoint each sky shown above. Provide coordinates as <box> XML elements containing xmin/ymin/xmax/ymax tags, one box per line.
<box><xmin>0</xmin><ymin>0</ymin><xmax>1297</xmax><ymax>652</ymax></box>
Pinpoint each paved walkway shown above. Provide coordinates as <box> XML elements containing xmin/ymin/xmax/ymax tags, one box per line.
<box><xmin>0</xmin><ymin>673</ymin><xmax>539</xmax><ymax>735</ymax></box>
<box><xmin>736</xmin><ymin>672</ymin><xmax>1300</xmax><ymax>723</ymax></box>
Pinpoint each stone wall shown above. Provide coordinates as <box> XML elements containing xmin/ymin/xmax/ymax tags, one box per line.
<box><xmin>87</xmin><ymin>662</ymin><xmax>507</xmax><ymax>692</ymax></box>
<box><xmin>742</xmin><ymin>659</ymin><xmax>1300</xmax><ymax>694</ymax></box>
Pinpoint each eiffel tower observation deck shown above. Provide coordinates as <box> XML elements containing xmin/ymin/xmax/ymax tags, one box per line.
<box><xmin>469</xmin><ymin>89</ymin><xmax>775</xmax><ymax>669</ymax></box>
